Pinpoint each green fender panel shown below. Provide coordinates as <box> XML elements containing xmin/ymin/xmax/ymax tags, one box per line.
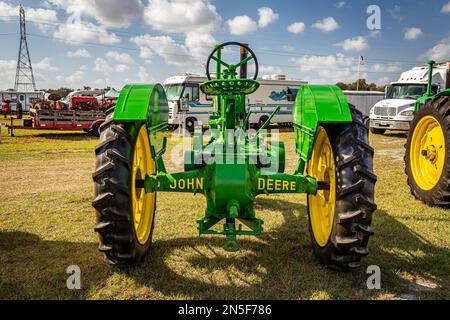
<box><xmin>114</xmin><ymin>84</ymin><xmax>169</xmax><ymax>158</ymax></box>
<box><xmin>293</xmin><ymin>85</ymin><xmax>352</xmax><ymax>172</ymax></box>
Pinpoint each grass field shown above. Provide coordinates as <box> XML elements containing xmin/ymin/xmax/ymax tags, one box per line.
<box><xmin>0</xmin><ymin>120</ymin><xmax>449</xmax><ymax>300</ymax></box>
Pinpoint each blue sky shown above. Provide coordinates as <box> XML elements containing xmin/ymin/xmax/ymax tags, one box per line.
<box><xmin>0</xmin><ymin>0</ymin><xmax>449</xmax><ymax>90</ymax></box>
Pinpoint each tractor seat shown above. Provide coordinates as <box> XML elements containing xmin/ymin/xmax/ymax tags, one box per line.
<box><xmin>200</xmin><ymin>79</ymin><xmax>260</xmax><ymax>96</ymax></box>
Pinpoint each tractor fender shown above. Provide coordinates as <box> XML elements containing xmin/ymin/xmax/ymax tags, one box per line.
<box><xmin>293</xmin><ymin>85</ymin><xmax>352</xmax><ymax>173</ymax></box>
<box><xmin>114</xmin><ymin>84</ymin><xmax>169</xmax><ymax>158</ymax></box>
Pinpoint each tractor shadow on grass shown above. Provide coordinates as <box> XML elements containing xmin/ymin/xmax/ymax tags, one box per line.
<box><xmin>0</xmin><ymin>202</ymin><xmax>448</xmax><ymax>299</ymax></box>
<box><xmin>122</xmin><ymin>199</ymin><xmax>450</xmax><ymax>300</ymax></box>
<box><xmin>0</xmin><ymin>231</ymin><xmax>108</xmax><ymax>299</ymax></box>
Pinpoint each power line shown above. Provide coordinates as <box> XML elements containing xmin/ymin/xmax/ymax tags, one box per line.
<box><xmin>0</xmin><ymin>17</ymin><xmax>424</xmax><ymax>67</ymax></box>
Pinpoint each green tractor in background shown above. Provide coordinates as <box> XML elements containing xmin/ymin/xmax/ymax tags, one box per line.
<box><xmin>92</xmin><ymin>42</ymin><xmax>377</xmax><ymax>270</ymax></box>
<box><xmin>405</xmin><ymin>60</ymin><xmax>450</xmax><ymax>206</ymax></box>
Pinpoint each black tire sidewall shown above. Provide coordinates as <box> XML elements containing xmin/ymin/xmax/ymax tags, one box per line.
<box><xmin>405</xmin><ymin>100</ymin><xmax>450</xmax><ymax>206</ymax></box>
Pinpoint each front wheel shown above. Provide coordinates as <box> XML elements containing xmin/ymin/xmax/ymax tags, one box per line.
<box><xmin>307</xmin><ymin>107</ymin><xmax>377</xmax><ymax>270</ymax></box>
<box><xmin>92</xmin><ymin>108</ymin><xmax>157</xmax><ymax>265</ymax></box>
<box><xmin>405</xmin><ymin>96</ymin><xmax>450</xmax><ymax>207</ymax></box>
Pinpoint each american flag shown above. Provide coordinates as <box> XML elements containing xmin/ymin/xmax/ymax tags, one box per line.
<box><xmin>359</xmin><ymin>56</ymin><xmax>365</xmax><ymax>66</ymax></box>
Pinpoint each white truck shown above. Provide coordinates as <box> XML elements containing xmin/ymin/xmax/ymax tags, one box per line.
<box><xmin>163</xmin><ymin>74</ymin><xmax>307</xmax><ymax>131</ymax></box>
<box><xmin>369</xmin><ymin>61</ymin><xmax>449</xmax><ymax>134</ymax></box>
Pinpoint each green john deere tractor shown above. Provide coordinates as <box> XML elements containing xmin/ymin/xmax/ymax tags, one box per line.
<box><xmin>92</xmin><ymin>42</ymin><xmax>377</xmax><ymax>270</ymax></box>
<box><xmin>405</xmin><ymin>60</ymin><xmax>450</xmax><ymax>206</ymax></box>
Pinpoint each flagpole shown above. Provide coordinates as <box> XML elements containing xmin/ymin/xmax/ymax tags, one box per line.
<box><xmin>357</xmin><ymin>56</ymin><xmax>360</xmax><ymax>91</ymax></box>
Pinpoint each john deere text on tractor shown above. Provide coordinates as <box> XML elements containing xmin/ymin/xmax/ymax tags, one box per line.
<box><xmin>92</xmin><ymin>42</ymin><xmax>377</xmax><ymax>270</ymax></box>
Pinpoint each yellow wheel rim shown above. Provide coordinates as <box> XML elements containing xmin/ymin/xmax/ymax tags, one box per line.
<box><xmin>131</xmin><ymin>125</ymin><xmax>156</xmax><ymax>245</ymax></box>
<box><xmin>410</xmin><ymin>116</ymin><xmax>446</xmax><ymax>191</ymax></box>
<box><xmin>308</xmin><ymin>127</ymin><xmax>336</xmax><ymax>247</ymax></box>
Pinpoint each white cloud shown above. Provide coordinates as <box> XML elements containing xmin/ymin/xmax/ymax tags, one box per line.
<box><xmin>421</xmin><ymin>36</ymin><xmax>450</xmax><ymax>61</ymax></box>
<box><xmin>287</xmin><ymin>22</ymin><xmax>305</xmax><ymax>34</ymax></box>
<box><xmin>93</xmin><ymin>57</ymin><xmax>112</xmax><ymax>73</ymax></box>
<box><xmin>143</xmin><ymin>0</ymin><xmax>220</xmax><ymax>33</ymax></box>
<box><xmin>442</xmin><ymin>1</ymin><xmax>450</xmax><ymax>13</ymax></box>
<box><xmin>404</xmin><ymin>27</ymin><xmax>423</xmax><ymax>40</ymax></box>
<box><xmin>311</xmin><ymin>17</ymin><xmax>340</xmax><ymax>32</ymax></box>
<box><xmin>292</xmin><ymin>54</ymin><xmax>360</xmax><ymax>84</ymax></box>
<box><xmin>131</xmin><ymin>35</ymin><xmax>196</xmax><ymax>66</ymax></box>
<box><xmin>34</xmin><ymin>57</ymin><xmax>59</xmax><ymax>71</ymax></box>
<box><xmin>115</xmin><ymin>64</ymin><xmax>129</xmax><ymax>73</ymax></box>
<box><xmin>336</xmin><ymin>1</ymin><xmax>346</xmax><ymax>9</ymax></box>
<box><xmin>105</xmin><ymin>51</ymin><xmax>134</xmax><ymax>64</ymax></box>
<box><xmin>260</xmin><ymin>65</ymin><xmax>283</xmax><ymax>75</ymax></box>
<box><xmin>388</xmin><ymin>5</ymin><xmax>404</xmax><ymax>22</ymax></box>
<box><xmin>0</xmin><ymin>59</ymin><xmax>16</xmax><ymax>89</ymax></box>
<box><xmin>48</xmin><ymin>0</ymin><xmax>143</xmax><ymax>28</ymax></box>
<box><xmin>55</xmin><ymin>70</ymin><xmax>86</xmax><ymax>88</ymax></box>
<box><xmin>257</xmin><ymin>7</ymin><xmax>279</xmax><ymax>28</ymax></box>
<box><xmin>369</xmin><ymin>30</ymin><xmax>382</xmax><ymax>38</ymax></box>
<box><xmin>138</xmin><ymin>66</ymin><xmax>150</xmax><ymax>82</ymax></box>
<box><xmin>138</xmin><ymin>47</ymin><xmax>153</xmax><ymax>63</ymax></box>
<box><xmin>0</xmin><ymin>2</ymin><xmax>58</xmax><ymax>33</ymax></box>
<box><xmin>370</xmin><ymin>64</ymin><xmax>402</xmax><ymax>73</ymax></box>
<box><xmin>185</xmin><ymin>31</ymin><xmax>216</xmax><ymax>59</ymax></box>
<box><xmin>227</xmin><ymin>15</ymin><xmax>258</xmax><ymax>35</ymax></box>
<box><xmin>227</xmin><ymin>7</ymin><xmax>279</xmax><ymax>35</ymax></box>
<box><xmin>335</xmin><ymin>36</ymin><xmax>369</xmax><ymax>52</ymax></box>
<box><xmin>53</xmin><ymin>19</ymin><xmax>121</xmax><ymax>45</ymax></box>
<box><xmin>67</xmin><ymin>49</ymin><xmax>91</xmax><ymax>58</ymax></box>
<box><xmin>290</xmin><ymin>53</ymin><xmax>401</xmax><ymax>85</ymax></box>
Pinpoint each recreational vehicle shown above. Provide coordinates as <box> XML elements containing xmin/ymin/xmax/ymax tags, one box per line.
<box><xmin>163</xmin><ymin>74</ymin><xmax>307</xmax><ymax>131</ymax></box>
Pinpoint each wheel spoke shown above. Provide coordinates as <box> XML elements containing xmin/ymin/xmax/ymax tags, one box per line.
<box><xmin>211</xmin><ymin>56</ymin><xmax>230</xmax><ymax>68</ymax></box>
<box><xmin>233</xmin><ymin>55</ymin><xmax>253</xmax><ymax>69</ymax></box>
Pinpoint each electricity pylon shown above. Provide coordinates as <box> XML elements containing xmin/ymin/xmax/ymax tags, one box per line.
<box><xmin>14</xmin><ymin>5</ymin><xmax>36</xmax><ymax>92</ymax></box>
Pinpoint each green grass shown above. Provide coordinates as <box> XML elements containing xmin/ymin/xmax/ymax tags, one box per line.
<box><xmin>0</xmin><ymin>123</ymin><xmax>449</xmax><ymax>300</ymax></box>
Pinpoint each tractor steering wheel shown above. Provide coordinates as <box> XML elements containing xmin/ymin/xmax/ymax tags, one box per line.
<box><xmin>206</xmin><ymin>42</ymin><xmax>259</xmax><ymax>81</ymax></box>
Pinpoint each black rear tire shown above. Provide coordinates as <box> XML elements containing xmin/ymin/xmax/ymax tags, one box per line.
<box><xmin>92</xmin><ymin>108</ymin><xmax>156</xmax><ymax>265</ymax></box>
<box><xmin>405</xmin><ymin>96</ymin><xmax>450</xmax><ymax>207</ymax></box>
<box><xmin>308</xmin><ymin>107</ymin><xmax>377</xmax><ymax>270</ymax></box>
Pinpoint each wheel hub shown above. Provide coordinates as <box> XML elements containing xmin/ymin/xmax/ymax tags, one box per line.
<box><xmin>410</xmin><ymin>115</ymin><xmax>446</xmax><ymax>191</ymax></box>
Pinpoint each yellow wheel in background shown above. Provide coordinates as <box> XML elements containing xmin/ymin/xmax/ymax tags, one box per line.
<box><xmin>307</xmin><ymin>127</ymin><xmax>336</xmax><ymax>247</ymax></box>
<box><xmin>405</xmin><ymin>96</ymin><xmax>450</xmax><ymax>207</ymax></box>
<box><xmin>409</xmin><ymin>116</ymin><xmax>445</xmax><ymax>191</ymax></box>
<box><xmin>131</xmin><ymin>125</ymin><xmax>156</xmax><ymax>245</ymax></box>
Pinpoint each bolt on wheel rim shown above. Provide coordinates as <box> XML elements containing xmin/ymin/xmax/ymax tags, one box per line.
<box><xmin>131</xmin><ymin>125</ymin><xmax>156</xmax><ymax>245</ymax></box>
<box><xmin>410</xmin><ymin>116</ymin><xmax>446</xmax><ymax>191</ymax></box>
<box><xmin>308</xmin><ymin>127</ymin><xmax>336</xmax><ymax>247</ymax></box>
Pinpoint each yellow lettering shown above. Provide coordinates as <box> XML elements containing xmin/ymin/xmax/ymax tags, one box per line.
<box><xmin>258</xmin><ymin>178</ymin><xmax>265</xmax><ymax>190</ymax></box>
<box><xmin>290</xmin><ymin>181</ymin><xmax>296</xmax><ymax>191</ymax></box>
<box><xmin>282</xmin><ymin>180</ymin><xmax>289</xmax><ymax>191</ymax></box>
<box><xmin>275</xmin><ymin>180</ymin><xmax>281</xmax><ymax>191</ymax></box>
<box><xmin>179</xmin><ymin>179</ymin><xmax>185</xmax><ymax>190</ymax></box>
<box><xmin>169</xmin><ymin>180</ymin><xmax>177</xmax><ymax>189</ymax></box>
<box><xmin>267</xmin><ymin>179</ymin><xmax>273</xmax><ymax>191</ymax></box>
<box><xmin>187</xmin><ymin>178</ymin><xmax>195</xmax><ymax>190</ymax></box>
<box><xmin>196</xmin><ymin>178</ymin><xmax>203</xmax><ymax>190</ymax></box>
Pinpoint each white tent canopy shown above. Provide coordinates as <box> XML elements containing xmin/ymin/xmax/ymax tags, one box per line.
<box><xmin>96</xmin><ymin>88</ymin><xmax>120</xmax><ymax>100</ymax></box>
